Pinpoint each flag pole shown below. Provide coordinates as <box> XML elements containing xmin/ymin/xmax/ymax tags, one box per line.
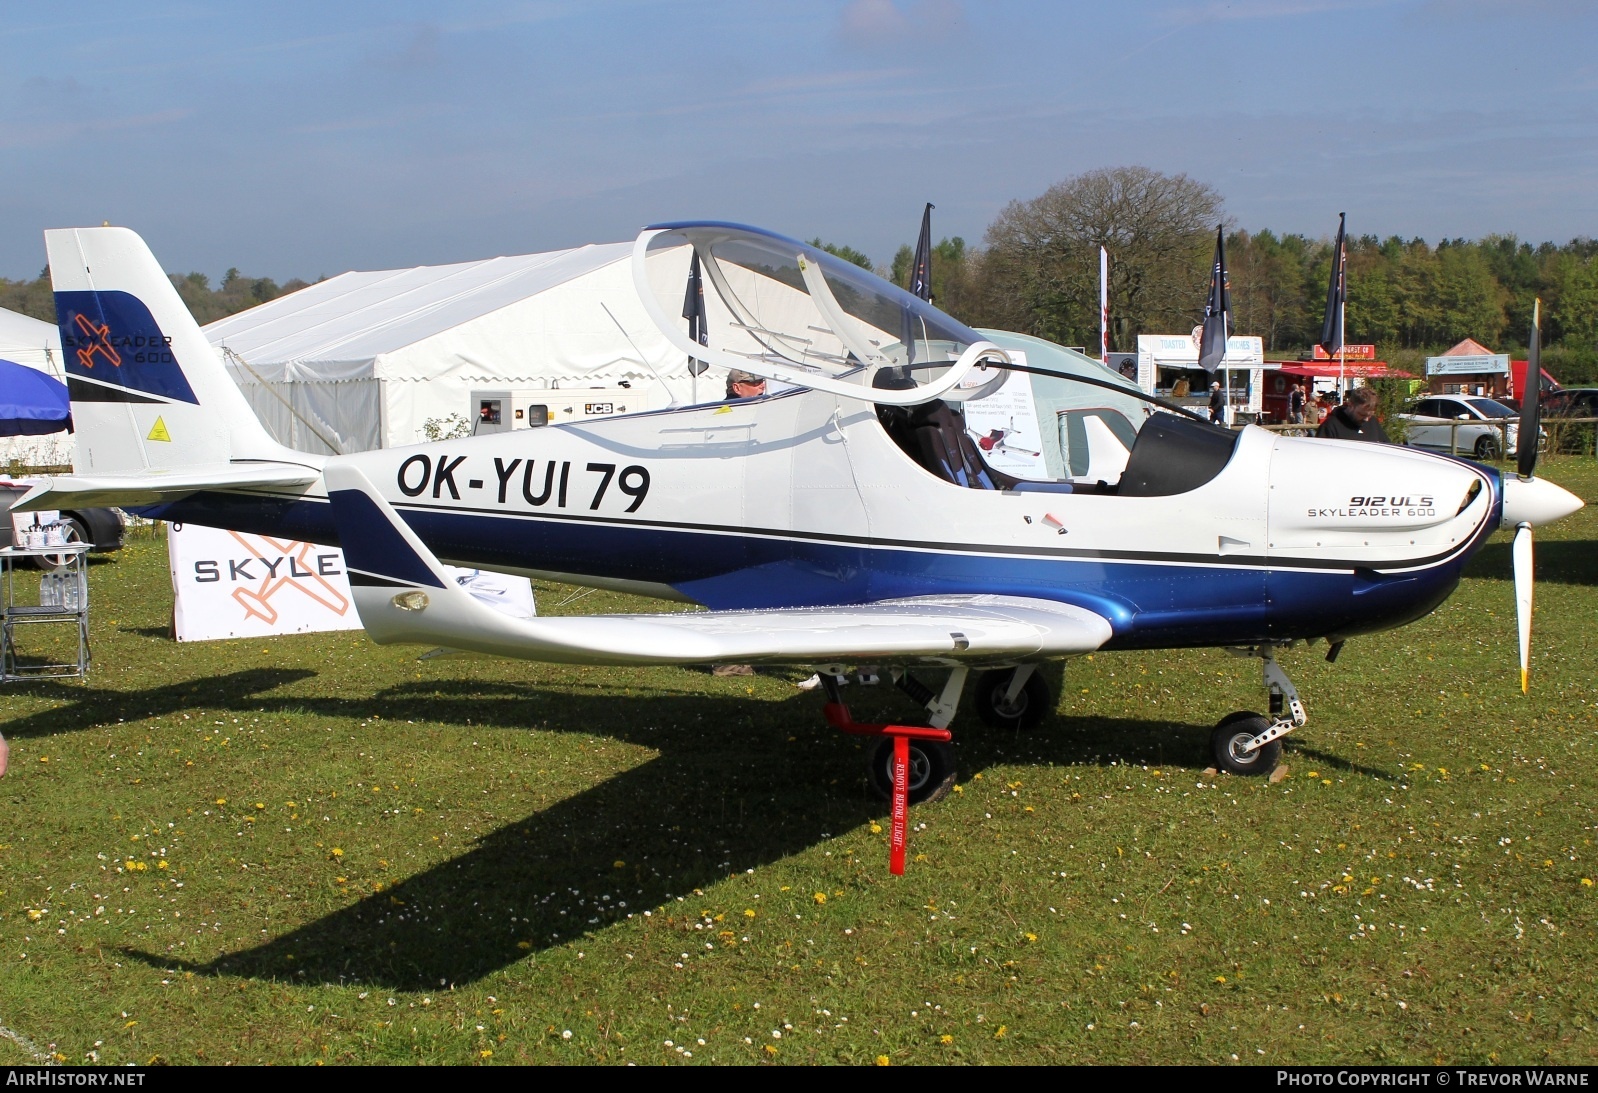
<box><xmin>1338</xmin><ymin>233</ymin><xmax>1347</xmax><ymax>397</ymax></box>
<box><xmin>1099</xmin><ymin>246</ymin><xmax>1109</xmax><ymax>366</ymax></box>
<box><xmin>1338</xmin><ymin>276</ymin><xmax>1346</xmax><ymax>397</ymax></box>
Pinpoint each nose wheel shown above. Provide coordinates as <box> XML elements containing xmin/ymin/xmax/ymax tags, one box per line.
<box><xmin>1211</xmin><ymin>712</ymin><xmax>1283</xmax><ymax>775</ymax></box>
<box><xmin>1213</xmin><ymin>646</ymin><xmax>1307</xmax><ymax>776</ymax></box>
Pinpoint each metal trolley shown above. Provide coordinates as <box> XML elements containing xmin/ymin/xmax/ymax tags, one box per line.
<box><xmin>0</xmin><ymin>543</ymin><xmax>90</xmax><ymax>681</ymax></box>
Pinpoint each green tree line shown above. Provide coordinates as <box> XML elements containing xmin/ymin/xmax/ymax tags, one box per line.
<box><xmin>876</xmin><ymin>167</ymin><xmax>1598</xmax><ymax>384</ymax></box>
<box><xmin>0</xmin><ymin>268</ymin><xmax>311</xmax><ymax>327</ymax></box>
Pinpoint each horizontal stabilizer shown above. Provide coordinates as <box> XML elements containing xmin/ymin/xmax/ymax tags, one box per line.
<box><xmin>324</xmin><ymin>462</ymin><xmax>1112</xmax><ymax>667</ymax></box>
<box><xmin>8</xmin><ymin>462</ymin><xmax>320</xmax><ymax>511</ymax></box>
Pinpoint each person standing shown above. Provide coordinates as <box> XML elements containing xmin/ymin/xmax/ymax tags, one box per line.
<box><xmin>1208</xmin><ymin>381</ymin><xmax>1226</xmax><ymax>425</ymax></box>
<box><xmin>1316</xmin><ymin>386</ymin><xmax>1390</xmax><ymax>443</ymax></box>
<box><xmin>1288</xmin><ymin>382</ymin><xmax>1306</xmax><ymax>424</ymax></box>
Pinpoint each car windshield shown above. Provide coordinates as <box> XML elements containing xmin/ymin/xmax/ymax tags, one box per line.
<box><xmin>1466</xmin><ymin>398</ymin><xmax>1517</xmax><ymax>418</ymax></box>
<box><xmin>636</xmin><ymin>222</ymin><xmax>982</xmax><ymax>384</ymax></box>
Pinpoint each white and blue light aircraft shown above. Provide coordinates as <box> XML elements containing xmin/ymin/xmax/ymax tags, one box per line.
<box><xmin>16</xmin><ymin>222</ymin><xmax>1583</xmax><ymax>825</ymax></box>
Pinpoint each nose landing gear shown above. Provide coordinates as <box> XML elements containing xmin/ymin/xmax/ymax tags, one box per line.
<box><xmin>1212</xmin><ymin>646</ymin><xmax>1305</xmax><ymax>776</ymax></box>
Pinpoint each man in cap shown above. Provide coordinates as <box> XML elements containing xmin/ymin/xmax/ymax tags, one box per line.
<box><xmin>726</xmin><ymin>369</ymin><xmax>767</xmax><ymax>400</ymax></box>
<box><xmin>1208</xmin><ymin>381</ymin><xmax>1226</xmax><ymax>425</ymax></box>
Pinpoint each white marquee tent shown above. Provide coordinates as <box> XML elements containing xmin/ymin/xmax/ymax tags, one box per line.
<box><xmin>205</xmin><ymin>242</ymin><xmax>702</xmax><ymax>455</ymax></box>
<box><xmin>0</xmin><ymin>306</ymin><xmax>71</xmax><ymax>468</ymax></box>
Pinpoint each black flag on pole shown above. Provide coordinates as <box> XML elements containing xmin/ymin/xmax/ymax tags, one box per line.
<box><xmin>682</xmin><ymin>249</ymin><xmax>709</xmax><ymax>376</ymax></box>
<box><xmin>909</xmin><ymin>202</ymin><xmax>934</xmax><ymax>302</ymax></box>
<box><xmin>900</xmin><ymin>203</ymin><xmax>935</xmax><ymax>368</ymax></box>
<box><xmin>1318</xmin><ymin>212</ymin><xmax>1347</xmax><ymax>356</ymax></box>
<box><xmin>1197</xmin><ymin>226</ymin><xmax>1230</xmax><ymax>373</ymax></box>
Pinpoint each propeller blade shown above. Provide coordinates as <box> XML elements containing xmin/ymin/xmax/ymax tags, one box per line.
<box><xmin>1517</xmin><ymin>299</ymin><xmax>1542</xmax><ymax>479</ymax></box>
<box><xmin>1513</xmin><ymin>521</ymin><xmax>1534</xmax><ymax>693</ymax></box>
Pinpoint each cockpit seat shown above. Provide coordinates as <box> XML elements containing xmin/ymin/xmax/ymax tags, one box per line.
<box><xmin>872</xmin><ymin>370</ymin><xmax>1020</xmax><ymax>491</ymax></box>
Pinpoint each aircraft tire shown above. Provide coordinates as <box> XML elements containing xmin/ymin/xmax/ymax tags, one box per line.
<box><xmin>973</xmin><ymin>668</ymin><xmax>1051</xmax><ymax>731</ymax></box>
<box><xmin>1211</xmin><ymin>713</ymin><xmax>1281</xmax><ymax>776</ymax></box>
<box><xmin>867</xmin><ymin>738</ymin><xmax>956</xmax><ymax>805</ymax></box>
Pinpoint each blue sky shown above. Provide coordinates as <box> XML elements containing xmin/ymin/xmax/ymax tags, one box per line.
<box><xmin>2</xmin><ymin>1</ymin><xmax>1595</xmax><ymax>281</ymax></box>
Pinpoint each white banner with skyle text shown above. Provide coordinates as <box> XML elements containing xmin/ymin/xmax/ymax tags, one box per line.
<box><xmin>167</xmin><ymin>523</ymin><xmax>363</xmax><ymax>641</ymax></box>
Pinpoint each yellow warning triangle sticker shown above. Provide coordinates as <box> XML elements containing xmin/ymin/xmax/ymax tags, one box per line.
<box><xmin>146</xmin><ymin>417</ymin><xmax>172</xmax><ymax>443</ymax></box>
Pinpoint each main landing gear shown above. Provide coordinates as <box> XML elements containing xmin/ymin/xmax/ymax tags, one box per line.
<box><xmin>815</xmin><ymin>664</ymin><xmax>1055</xmax><ymax>874</ymax></box>
<box><xmin>1211</xmin><ymin>646</ymin><xmax>1306</xmax><ymax>776</ymax></box>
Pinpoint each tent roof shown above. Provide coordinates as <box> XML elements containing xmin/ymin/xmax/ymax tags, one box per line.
<box><xmin>204</xmin><ymin>242</ymin><xmax>632</xmax><ymax>366</ymax></box>
<box><xmin>0</xmin><ymin>307</ymin><xmax>61</xmax><ymax>358</ymax></box>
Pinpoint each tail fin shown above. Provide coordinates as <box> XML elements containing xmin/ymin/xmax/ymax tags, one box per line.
<box><xmin>46</xmin><ymin>226</ymin><xmax>293</xmax><ymax>475</ymax></box>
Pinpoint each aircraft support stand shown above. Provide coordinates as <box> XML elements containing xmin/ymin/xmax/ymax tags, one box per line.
<box><xmin>819</xmin><ymin>670</ymin><xmax>962</xmax><ymax>875</ymax></box>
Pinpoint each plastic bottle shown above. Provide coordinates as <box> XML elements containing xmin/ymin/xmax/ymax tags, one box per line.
<box><xmin>64</xmin><ymin>573</ymin><xmax>78</xmax><ymax>611</ymax></box>
<box><xmin>40</xmin><ymin>572</ymin><xmax>57</xmax><ymax>608</ymax></box>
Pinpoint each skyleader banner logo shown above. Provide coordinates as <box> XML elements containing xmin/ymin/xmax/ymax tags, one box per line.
<box><xmin>167</xmin><ymin>524</ymin><xmax>362</xmax><ymax>642</ymax></box>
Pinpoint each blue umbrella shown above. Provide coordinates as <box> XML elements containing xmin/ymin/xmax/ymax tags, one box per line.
<box><xmin>0</xmin><ymin>358</ymin><xmax>70</xmax><ymax>436</ymax></box>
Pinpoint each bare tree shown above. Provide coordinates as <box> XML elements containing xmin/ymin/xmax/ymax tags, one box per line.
<box><xmin>970</xmin><ymin>166</ymin><xmax>1225</xmax><ymax>351</ymax></box>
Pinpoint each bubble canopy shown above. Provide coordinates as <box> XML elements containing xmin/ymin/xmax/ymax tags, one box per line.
<box><xmin>631</xmin><ymin>221</ymin><xmax>1008</xmax><ymax>405</ymax></box>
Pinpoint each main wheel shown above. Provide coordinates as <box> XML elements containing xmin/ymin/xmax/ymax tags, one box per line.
<box><xmin>1211</xmin><ymin>712</ymin><xmax>1282</xmax><ymax>776</ymax></box>
<box><xmin>33</xmin><ymin>516</ymin><xmax>88</xmax><ymax>573</ymax></box>
<box><xmin>867</xmin><ymin>737</ymin><xmax>956</xmax><ymax>804</ymax></box>
<box><xmin>973</xmin><ymin>667</ymin><xmax>1051</xmax><ymax>730</ymax></box>
<box><xmin>1473</xmin><ymin>434</ymin><xmax>1502</xmax><ymax>461</ymax></box>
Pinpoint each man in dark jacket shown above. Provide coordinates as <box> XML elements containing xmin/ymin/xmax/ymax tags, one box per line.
<box><xmin>1316</xmin><ymin>386</ymin><xmax>1390</xmax><ymax>443</ymax></box>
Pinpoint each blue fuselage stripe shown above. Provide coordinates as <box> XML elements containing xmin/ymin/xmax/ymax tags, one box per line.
<box><xmin>139</xmin><ymin>492</ymin><xmax>1487</xmax><ymax>650</ymax></box>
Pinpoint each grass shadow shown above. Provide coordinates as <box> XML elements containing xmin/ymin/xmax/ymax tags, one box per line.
<box><xmin>1278</xmin><ymin>744</ymin><xmax>1401</xmax><ymax>782</ymax></box>
<box><xmin>115</xmin><ymin>680</ymin><xmax>1253</xmax><ymax>991</ymax></box>
<box><xmin>0</xmin><ymin>668</ymin><xmax>317</xmax><ymax>739</ymax></box>
<box><xmin>1467</xmin><ymin>539</ymin><xmax>1598</xmax><ymax>587</ymax></box>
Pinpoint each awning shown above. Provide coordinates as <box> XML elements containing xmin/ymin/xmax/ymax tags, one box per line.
<box><xmin>0</xmin><ymin>358</ymin><xmax>70</xmax><ymax>436</ymax></box>
<box><xmin>1272</xmin><ymin>362</ymin><xmax>1414</xmax><ymax>380</ymax></box>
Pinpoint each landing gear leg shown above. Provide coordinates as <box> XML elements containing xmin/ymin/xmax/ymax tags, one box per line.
<box><xmin>817</xmin><ymin>666</ymin><xmax>968</xmax><ymax>873</ymax></box>
<box><xmin>1212</xmin><ymin>645</ymin><xmax>1306</xmax><ymax>776</ymax></box>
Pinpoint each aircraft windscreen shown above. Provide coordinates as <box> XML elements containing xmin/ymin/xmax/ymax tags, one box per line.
<box><xmin>638</xmin><ymin>223</ymin><xmax>983</xmax><ymax>383</ymax></box>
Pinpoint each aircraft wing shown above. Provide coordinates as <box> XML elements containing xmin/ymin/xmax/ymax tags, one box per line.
<box><xmin>8</xmin><ymin>462</ymin><xmax>321</xmax><ymax>511</ymax></box>
<box><xmin>324</xmin><ymin>463</ymin><xmax>1112</xmax><ymax>667</ymax></box>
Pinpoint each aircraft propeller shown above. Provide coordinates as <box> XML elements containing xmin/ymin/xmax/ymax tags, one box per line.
<box><xmin>1512</xmin><ymin>300</ymin><xmax>1543</xmax><ymax>693</ymax></box>
<box><xmin>1439</xmin><ymin>298</ymin><xmax>1577</xmax><ymax>693</ymax></box>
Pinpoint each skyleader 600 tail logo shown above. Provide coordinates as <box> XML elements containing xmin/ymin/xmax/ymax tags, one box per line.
<box><xmin>55</xmin><ymin>289</ymin><xmax>199</xmax><ymax>404</ymax></box>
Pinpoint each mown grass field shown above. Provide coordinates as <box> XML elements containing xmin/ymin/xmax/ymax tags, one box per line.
<box><xmin>1</xmin><ymin>461</ymin><xmax>1596</xmax><ymax>1066</ymax></box>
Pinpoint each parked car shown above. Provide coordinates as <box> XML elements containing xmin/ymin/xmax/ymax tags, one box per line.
<box><xmin>1542</xmin><ymin>387</ymin><xmax>1598</xmax><ymax>418</ymax></box>
<box><xmin>0</xmin><ymin>480</ymin><xmax>126</xmax><ymax>571</ymax></box>
<box><xmin>1541</xmin><ymin>387</ymin><xmax>1598</xmax><ymax>454</ymax></box>
<box><xmin>1396</xmin><ymin>394</ymin><xmax>1534</xmax><ymax>459</ymax></box>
